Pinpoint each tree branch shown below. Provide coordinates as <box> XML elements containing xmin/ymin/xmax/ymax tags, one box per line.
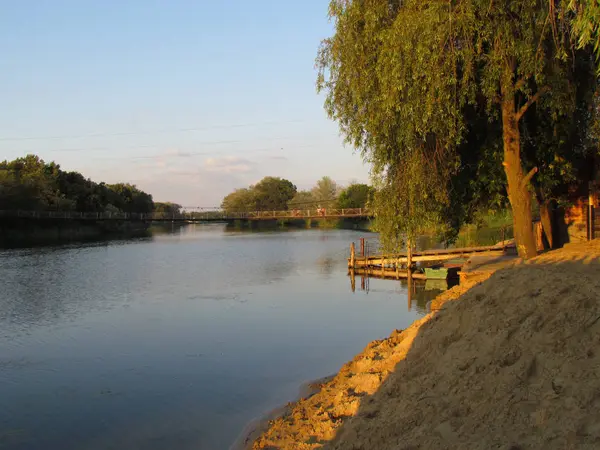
<box><xmin>521</xmin><ymin>167</ymin><xmax>538</xmax><ymax>188</ymax></box>
<box><xmin>516</xmin><ymin>86</ymin><xmax>550</xmax><ymax>121</ymax></box>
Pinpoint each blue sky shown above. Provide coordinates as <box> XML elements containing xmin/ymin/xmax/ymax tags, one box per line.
<box><xmin>0</xmin><ymin>1</ymin><xmax>370</xmax><ymax>207</ymax></box>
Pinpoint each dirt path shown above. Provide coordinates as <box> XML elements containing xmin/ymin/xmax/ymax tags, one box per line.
<box><xmin>251</xmin><ymin>240</ymin><xmax>600</xmax><ymax>449</ymax></box>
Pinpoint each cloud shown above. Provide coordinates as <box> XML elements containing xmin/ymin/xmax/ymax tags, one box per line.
<box><xmin>268</xmin><ymin>155</ymin><xmax>288</xmax><ymax>161</ymax></box>
<box><xmin>204</xmin><ymin>156</ymin><xmax>255</xmax><ymax>174</ymax></box>
<box><xmin>164</xmin><ymin>148</ymin><xmax>193</xmax><ymax>158</ymax></box>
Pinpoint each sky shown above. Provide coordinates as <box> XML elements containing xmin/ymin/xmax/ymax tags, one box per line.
<box><xmin>0</xmin><ymin>1</ymin><xmax>371</xmax><ymax>207</ymax></box>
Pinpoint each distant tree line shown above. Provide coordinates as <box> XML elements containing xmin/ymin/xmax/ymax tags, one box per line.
<box><xmin>221</xmin><ymin>175</ymin><xmax>374</xmax><ymax>212</ymax></box>
<box><xmin>0</xmin><ymin>154</ymin><xmax>155</xmax><ymax>214</ymax></box>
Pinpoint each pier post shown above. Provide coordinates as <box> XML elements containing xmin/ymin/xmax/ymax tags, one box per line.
<box><xmin>589</xmin><ymin>181</ymin><xmax>595</xmax><ymax>241</ymax></box>
<box><xmin>360</xmin><ymin>238</ymin><xmax>365</xmax><ymax>257</ymax></box>
<box><xmin>350</xmin><ymin>242</ymin><xmax>356</xmax><ymax>268</ymax></box>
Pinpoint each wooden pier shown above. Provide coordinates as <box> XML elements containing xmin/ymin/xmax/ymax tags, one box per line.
<box><xmin>348</xmin><ymin>239</ymin><xmax>513</xmax><ymax>281</ymax></box>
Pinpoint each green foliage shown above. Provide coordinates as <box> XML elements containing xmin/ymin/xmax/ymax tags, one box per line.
<box><xmin>221</xmin><ymin>177</ymin><xmax>297</xmax><ymax>212</ymax></box>
<box><xmin>107</xmin><ymin>183</ymin><xmax>154</xmax><ymax>213</ymax></box>
<box><xmin>154</xmin><ymin>202</ymin><xmax>182</xmax><ymax>216</ymax></box>
<box><xmin>221</xmin><ymin>188</ymin><xmax>256</xmax><ymax>213</ymax></box>
<box><xmin>337</xmin><ymin>183</ymin><xmax>373</xmax><ymax>209</ymax></box>
<box><xmin>0</xmin><ymin>154</ymin><xmax>154</xmax><ymax>213</ymax></box>
<box><xmin>372</xmin><ymin>150</ymin><xmax>450</xmax><ymax>251</ymax></box>
<box><xmin>311</xmin><ymin>176</ymin><xmax>338</xmax><ymax>203</ymax></box>
<box><xmin>317</xmin><ymin>0</ymin><xmax>592</xmax><ymax>251</ymax></box>
<box><xmin>252</xmin><ymin>177</ymin><xmax>297</xmax><ymax>210</ymax></box>
<box><xmin>570</xmin><ymin>0</ymin><xmax>600</xmax><ymax>68</ymax></box>
<box><xmin>288</xmin><ymin>190</ymin><xmax>316</xmax><ymax>208</ymax></box>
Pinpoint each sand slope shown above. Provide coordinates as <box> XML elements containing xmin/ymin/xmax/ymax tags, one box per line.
<box><xmin>252</xmin><ymin>241</ymin><xmax>600</xmax><ymax>449</ymax></box>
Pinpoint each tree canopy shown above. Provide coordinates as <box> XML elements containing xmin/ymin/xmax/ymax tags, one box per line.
<box><xmin>221</xmin><ymin>177</ymin><xmax>297</xmax><ymax>212</ymax></box>
<box><xmin>317</xmin><ymin>0</ymin><xmax>597</xmax><ymax>257</ymax></box>
<box><xmin>337</xmin><ymin>183</ymin><xmax>374</xmax><ymax>209</ymax></box>
<box><xmin>0</xmin><ymin>154</ymin><xmax>155</xmax><ymax>214</ymax></box>
<box><xmin>311</xmin><ymin>176</ymin><xmax>338</xmax><ymax>203</ymax></box>
<box><xmin>221</xmin><ymin>176</ymin><xmax>375</xmax><ymax>212</ymax></box>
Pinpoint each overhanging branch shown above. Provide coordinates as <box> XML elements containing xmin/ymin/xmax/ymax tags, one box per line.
<box><xmin>521</xmin><ymin>167</ymin><xmax>538</xmax><ymax>188</ymax></box>
<box><xmin>516</xmin><ymin>86</ymin><xmax>550</xmax><ymax>121</ymax></box>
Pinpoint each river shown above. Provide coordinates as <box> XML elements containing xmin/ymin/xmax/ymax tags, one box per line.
<box><xmin>0</xmin><ymin>225</ymin><xmax>441</xmax><ymax>450</ymax></box>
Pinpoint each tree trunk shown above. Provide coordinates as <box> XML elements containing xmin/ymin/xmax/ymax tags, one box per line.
<box><xmin>537</xmin><ymin>194</ymin><xmax>554</xmax><ymax>249</ymax></box>
<box><xmin>501</xmin><ymin>94</ymin><xmax>538</xmax><ymax>259</ymax></box>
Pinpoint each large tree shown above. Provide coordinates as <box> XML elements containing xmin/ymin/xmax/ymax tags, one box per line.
<box><xmin>337</xmin><ymin>183</ymin><xmax>373</xmax><ymax>209</ymax></box>
<box><xmin>221</xmin><ymin>177</ymin><xmax>297</xmax><ymax>212</ymax></box>
<box><xmin>311</xmin><ymin>176</ymin><xmax>338</xmax><ymax>203</ymax></box>
<box><xmin>252</xmin><ymin>177</ymin><xmax>297</xmax><ymax>210</ymax></box>
<box><xmin>318</xmin><ymin>0</ymin><xmax>588</xmax><ymax>258</ymax></box>
<box><xmin>221</xmin><ymin>188</ymin><xmax>256</xmax><ymax>213</ymax></box>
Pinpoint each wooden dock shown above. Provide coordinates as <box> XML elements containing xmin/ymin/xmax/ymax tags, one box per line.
<box><xmin>348</xmin><ymin>239</ymin><xmax>513</xmax><ymax>280</ymax></box>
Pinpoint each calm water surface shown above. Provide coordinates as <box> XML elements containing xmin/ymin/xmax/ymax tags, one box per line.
<box><xmin>0</xmin><ymin>225</ymin><xmax>441</xmax><ymax>450</ymax></box>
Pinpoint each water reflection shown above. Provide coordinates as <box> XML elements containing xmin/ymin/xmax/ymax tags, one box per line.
<box><xmin>348</xmin><ymin>271</ymin><xmax>450</xmax><ymax>315</ymax></box>
<box><xmin>0</xmin><ymin>226</ymin><xmax>427</xmax><ymax>450</ymax></box>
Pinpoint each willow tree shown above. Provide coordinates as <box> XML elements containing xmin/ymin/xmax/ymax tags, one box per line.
<box><xmin>318</xmin><ymin>0</ymin><xmax>580</xmax><ymax>258</ymax></box>
<box><xmin>570</xmin><ymin>0</ymin><xmax>600</xmax><ymax>64</ymax></box>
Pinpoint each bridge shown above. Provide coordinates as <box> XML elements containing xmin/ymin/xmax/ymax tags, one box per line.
<box><xmin>0</xmin><ymin>208</ymin><xmax>373</xmax><ymax>222</ymax></box>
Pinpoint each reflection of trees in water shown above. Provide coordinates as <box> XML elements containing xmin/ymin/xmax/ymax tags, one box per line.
<box><xmin>316</xmin><ymin>256</ymin><xmax>341</xmax><ymax>278</ymax></box>
<box><xmin>409</xmin><ymin>282</ymin><xmax>445</xmax><ymax>314</ymax></box>
<box><xmin>350</xmin><ymin>274</ymin><xmax>448</xmax><ymax>315</ymax></box>
<box><xmin>1</xmin><ymin>250</ymin><xmax>76</xmax><ymax>337</ymax></box>
<box><xmin>262</xmin><ymin>259</ymin><xmax>297</xmax><ymax>281</ymax></box>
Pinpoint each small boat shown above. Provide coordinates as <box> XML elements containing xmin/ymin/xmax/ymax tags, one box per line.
<box><xmin>424</xmin><ymin>264</ymin><xmax>461</xmax><ymax>280</ymax></box>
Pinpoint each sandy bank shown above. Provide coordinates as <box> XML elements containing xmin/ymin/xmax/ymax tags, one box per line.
<box><xmin>251</xmin><ymin>240</ymin><xmax>600</xmax><ymax>449</ymax></box>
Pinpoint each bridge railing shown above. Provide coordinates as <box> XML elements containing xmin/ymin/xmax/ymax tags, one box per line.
<box><xmin>0</xmin><ymin>208</ymin><xmax>373</xmax><ymax>221</ymax></box>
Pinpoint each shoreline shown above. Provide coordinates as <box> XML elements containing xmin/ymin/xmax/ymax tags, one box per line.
<box><xmin>229</xmin><ymin>375</ymin><xmax>335</xmax><ymax>450</ymax></box>
<box><xmin>236</xmin><ymin>260</ymin><xmax>499</xmax><ymax>449</ymax></box>
<box><xmin>247</xmin><ymin>241</ymin><xmax>600</xmax><ymax>449</ymax></box>
<box><xmin>237</xmin><ymin>278</ymin><xmax>492</xmax><ymax>450</ymax></box>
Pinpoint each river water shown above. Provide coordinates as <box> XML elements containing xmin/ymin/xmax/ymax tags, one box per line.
<box><xmin>0</xmin><ymin>225</ymin><xmax>442</xmax><ymax>450</ymax></box>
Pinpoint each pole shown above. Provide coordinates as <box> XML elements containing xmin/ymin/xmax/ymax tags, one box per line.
<box><xmin>407</xmin><ymin>238</ymin><xmax>413</xmax><ymax>273</ymax></box>
<box><xmin>350</xmin><ymin>242</ymin><xmax>356</xmax><ymax>269</ymax></box>
<box><xmin>589</xmin><ymin>181</ymin><xmax>595</xmax><ymax>241</ymax></box>
<box><xmin>360</xmin><ymin>237</ymin><xmax>365</xmax><ymax>258</ymax></box>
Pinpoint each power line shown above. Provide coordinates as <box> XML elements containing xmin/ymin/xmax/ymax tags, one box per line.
<box><xmin>0</xmin><ymin>119</ymin><xmax>307</xmax><ymax>142</ymax></box>
<box><xmin>39</xmin><ymin>134</ymin><xmax>336</xmax><ymax>154</ymax></box>
<box><xmin>84</xmin><ymin>143</ymin><xmax>319</xmax><ymax>162</ymax></box>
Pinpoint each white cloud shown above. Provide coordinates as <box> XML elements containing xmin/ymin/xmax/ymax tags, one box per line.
<box><xmin>164</xmin><ymin>148</ymin><xmax>193</xmax><ymax>158</ymax></box>
<box><xmin>204</xmin><ymin>156</ymin><xmax>254</xmax><ymax>174</ymax></box>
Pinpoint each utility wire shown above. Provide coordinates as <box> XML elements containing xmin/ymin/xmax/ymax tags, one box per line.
<box><xmin>0</xmin><ymin>119</ymin><xmax>308</xmax><ymax>142</ymax></box>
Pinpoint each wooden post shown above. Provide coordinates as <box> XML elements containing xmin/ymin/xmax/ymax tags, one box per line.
<box><xmin>350</xmin><ymin>242</ymin><xmax>356</xmax><ymax>269</ymax></box>
<box><xmin>407</xmin><ymin>269</ymin><xmax>413</xmax><ymax>312</ymax></box>
<box><xmin>395</xmin><ymin>257</ymin><xmax>400</xmax><ymax>279</ymax></box>
<box><xmin>407</xmin><ymin>239</ymin><xmax>413</xmax><ymax>273</ymax></box>
<box><xmin>381</xmin><ymin>255</ymin><xmax>385</xmax><ymax>277</ymax></box>
<box><xmin>589</xmin><ymin>182</ymin><xmax>595</xmax><ymax>241</ymax></box>
<box><xmin>360</xmin><ymin>238</ymin><xmax>365</xmax><ymax>257</ymax></box>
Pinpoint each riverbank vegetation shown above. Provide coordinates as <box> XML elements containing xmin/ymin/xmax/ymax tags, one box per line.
<box><xmin>0</xmin><ymin>155</ymin><xmax>175</xmax><ymax>246</ymax></box>
<box><xmin>317</xmin><ymin>0</ymin><xmax>600</xmax><ymax>259</ymax></box>
<box><xmin>0</xmin><ymin>155</ymin><xmax>155</xmax><ymax>214</ymax></box>
<box><xmin>221</xmin><ymin>176</ymin><xmax>373</xmax><ymax>212</ymax></box>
